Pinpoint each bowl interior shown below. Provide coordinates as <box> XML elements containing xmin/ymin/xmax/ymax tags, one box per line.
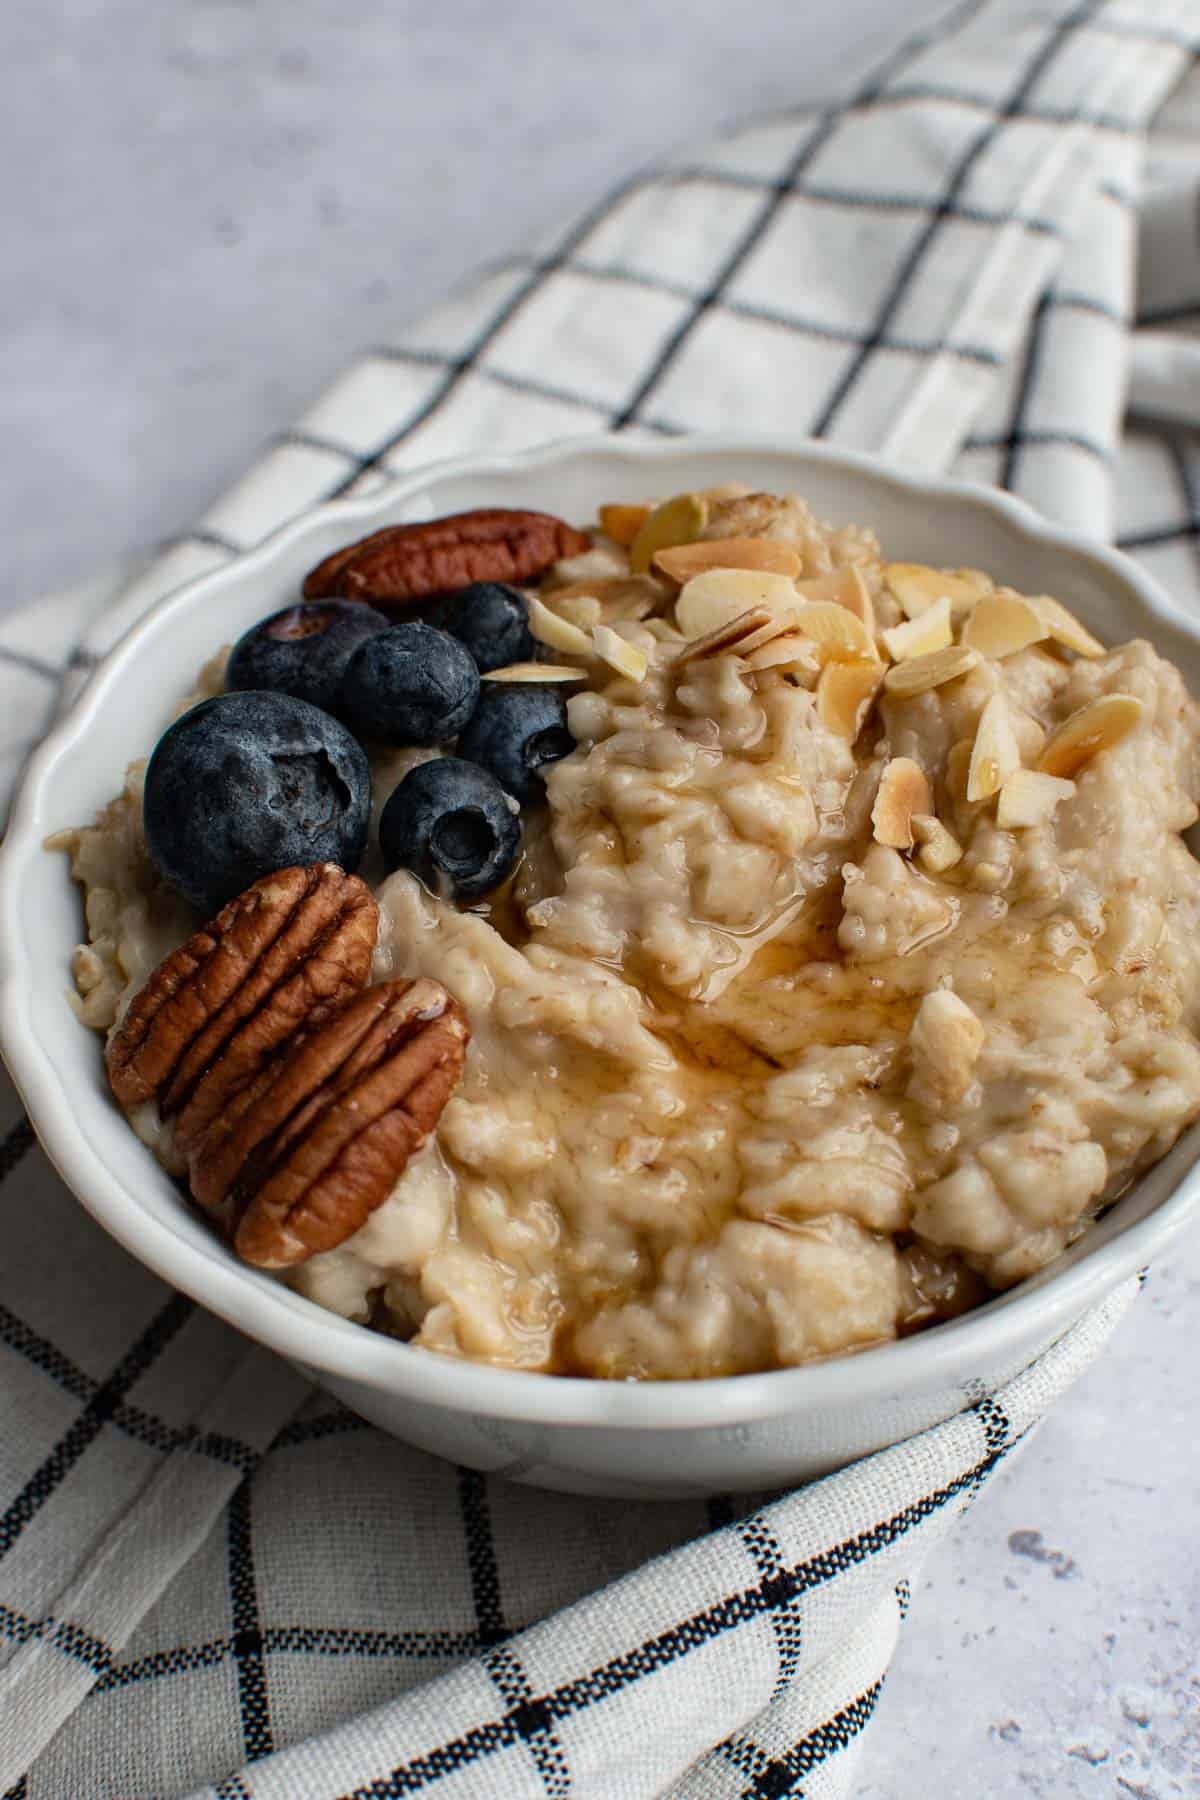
<box><xmin>7</xmin><ymin>434</ymin><xmax>1200</xmax><ymax>1426</ymax></box>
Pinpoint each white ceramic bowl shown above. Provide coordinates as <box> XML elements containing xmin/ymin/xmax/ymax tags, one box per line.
<box><xmin>4</xmin><ymin>433</ymin><xmax>1200</xmax><ymax>1499</ymax></box>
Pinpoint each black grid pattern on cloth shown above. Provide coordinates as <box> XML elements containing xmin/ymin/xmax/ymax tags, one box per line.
<box><xmin>85</xmin><ymin>1625</ymin><xmax>485</xmax><ymax>1696</ymax></box>
<box><xmin>1118</xmin><ymin>431</ymin><xmax>1200</xmax><ymax>552</ymax></box>
<box><xmin>227</xmin><ymin>1474</ymin><xmax>275</xmax><ymax>1764</ymax></box>
<box><xmin>0</xmin><ymin>1402</ymin><xmax>1026</xmax><ymax>1793</ymax></box>
<box><xmin>0</xmin><ymin>1130</ymin><xmax>262</xmax><ymax>1475</ymax></box>
<box><xmin>0</xmin><ymin>1290</ymin><xmax>195</xmax><ymax>1563</ymax></box>
<box><xmin>734</xmin><ymin>1681</ymin><xmax>887</xmax><ymax>1800</ymax></box>
<box><xmin>131</xmin><ymin>0</ymin><xmax>1191</xmax><ymax>579</ymax></box>
<box><xmin>999</xmin><ymin>289</ymin><xmax>1056</xmax><ymax>493</ymax></box>
<box><xmin>325</xmin><ymin>1422</ymin><xmax>1027</xmax><ymax>1800</ymax></box>
<box><xmin>457</xmin><ymin>1469</ymin><xmax>509</xmax><ymax>1652</ymax></box>
<box><xmin>609</xmin><ymin>0</ymin><xmax>998</xmax><ymax>432</ymax></box>
<box><xmin>737</xmin><ymin>1517</ymin><xmax>806</xmax><ymax>1702</ymax></box>
<box><xmin>809</xmin><ymin>0</ymin><xmax>1108</xmax><ymax>439</ymax></box>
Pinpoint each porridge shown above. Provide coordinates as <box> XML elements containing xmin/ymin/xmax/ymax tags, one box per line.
<box><xmin>54</xmin><ymin>487</ymin><xmax>1200</xmax><ymax>1379</ymax></box>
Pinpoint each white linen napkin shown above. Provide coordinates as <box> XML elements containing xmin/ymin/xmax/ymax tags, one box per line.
<box><xmin>2</xmin><ymin>3</ymin><xmax>1199</xmax><ymax>1795</ymax></box>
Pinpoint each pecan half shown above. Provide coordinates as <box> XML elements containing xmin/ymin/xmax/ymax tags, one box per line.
<box><xmin>302</xmin><ymin>510</ymin><xmax>592</xmax><ymax>609</ymax></box>
<box><xmin>106</xmin><ymin>866</ymin><xmax>378</xmax><ymax>1155</ymax></box>
<box><xmin>189</xmin><ymin>979</ymin><xmax>468</xmax><ymax>1268</ymax></box>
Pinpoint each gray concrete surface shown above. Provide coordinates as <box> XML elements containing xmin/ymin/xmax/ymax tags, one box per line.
<box><xmin>4</xmin><ymin>4</ymin><xmax>1198</xmax><ymax>1796</ymax></box>
<box><xmin>3</xmin><ymin>0</ymin><xmax>902</xmax><ymax>603</ymax></box>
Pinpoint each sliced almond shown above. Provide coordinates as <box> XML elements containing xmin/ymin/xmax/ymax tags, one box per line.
<box><xmin>996</xmin><ymin>768</ymin><xmax>1076</xmax><ymax>828</ymax></box>
<box><xmin>794</xmin><ymin>573</ymin><xmax>842</xmax><ymax>603</ymax></box>
<box><xmin>673</xmin><ymin>604</ymin><xmax>776</xmax><ymax>667</ymax></box>
<box><xmin>1037</xmin><ymin>693</ymin><xmax>1142</xmax><ymax>777</ymax></box>
<box><xmin>967</xmin><ymin>693</ymin><xmax>1021</xmax><ymax>801</ymax></box>
<box><xmin>598</xmin><ymin>503</ymin><xmax>649</xmax><ymax>548</ymax></box>
<box><xmin>911</xmin><ymin>813</ymin><xmax>964</xmax><ymax>872</ymax></box>
<box><xmin>872</xmin><ymin>757</ymin><xmax>933</xmax><ymax>849</ymax></box>
<box><xmin>699</xmin><ymin>481</ymin><xmax>754</xmax><ymax>504</ymax></box>
<box><xmin>1027</xmin><ymin>594</ymin><xmax>1105</xmax><ymax>659</ymax></box>
<box><xmin>744</xmin><ymin>632</ymin><xmax>821</xmax><ymax>675</ymax></box>
<box><xmin>885</xmin><ymin>563</ymin><xmax>983</xmax><ymax>620</ymax></box>
<box><xmin>674</xmin><ymin>569</ymin><xmax>800</xmax><ymax>640</ymax></box>
<box><xmin>1011</xmin><ymin>708</ymin><xmax>1047</xmax><ymax>763</ymax></box>
<box><xmin>817</xmin><ymin>657</ymin><xmax>884</xmax><ymax>740</ymax></box>
<box><xmin>799</xmin><ymin>567</ymin><xmax>879</xmax><ymax>633</ymax></box>
<box><xmin>961</xmin><ymin>591</ymin><xmax>1049</xmax><ymax>659</ymax></box>
<box><xmin>527</xmin><ymin>594</ymin><xmax>594</xmax><ymax>657</ymax></box>
<box><xmin>734</xmin><ymin>609</ymin><xmax>805</xmax><ymax>654</ymax></box>
<box><xmin>881</xmin><ymin>595</ymin><xmax>952</xmax><ymax>663</ymax></box>
<box><xmin>545</xmin><ymin>574</ymin><xmax>666</xmax><ymax>626</ymax></box>
<box><xmin>652</xmin><ymin>536</ymin><xmax>802</xmax><ymax>586</ymax></box>
<box><xmin>630</xmin><ymin>492</ymin><xmax>708</xmax><ymax>575</ymax></box>
<box><xmin>909</xmin><ymin>990</ymin><xmax>985</xmax><ymax>1093</ymax></box>
<box><xmin>592</xmin><ymin>625</ymin><xmax>648</xmax><ymax>683</ymax></box>
<box><xmin>883</xmin><ymin>644</ymin><xmax>981</xmax><ymax>697</ymax></box>
<box><xmin>791</xmin><ymin>600</ymin><xmax>877</xmax><ymax>664</ymax></box>
<box><xmin>835</xmin><ymin>565</ymin><xmax>877</xmax><ymax>638</ymax></box>
<box><xmin>944</xmin><ymin>739</ymin><xmax>975</xmax><ymax>804</ymax></box>
<box><xmin>482</xmin><ymin>662</ymin><xmax>589</xmax><ymax>684</ymax></box>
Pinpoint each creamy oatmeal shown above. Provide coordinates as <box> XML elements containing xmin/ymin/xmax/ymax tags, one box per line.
<box><xmin>57</xmin><ymin>487</ymin><xmax>1200</xmax><ymax>1379</ymax></box>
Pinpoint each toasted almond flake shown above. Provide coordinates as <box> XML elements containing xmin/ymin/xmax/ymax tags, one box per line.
<box><xmin>543</xmin><ymin>574</ymin><xmax>667</xmax><ymax>628</ymax></box>
<box><xmin>597</xmin><ymin>503</ymin><xmax>649</xmax><ymax>548</ymax></box>
<box><xmin>996</xmin><ymin>768</ymin><xmax>1076</xmax><ymax>828</ymax></box>
<box><xmin>881</xmin><ymin>594</ymin><xmax>952</xmax><ymax>662</ymax></box>
<box><xmin>673</xmin><ymin>604</ymin><xmax>776</xmax><ymax>667</ymax></box>
<box><xmin>794</xmin><ymin>573</ymin><xmax>841</xmax><ymax>603</ymax></box>
<box><xmin>652</xmin><ymin>536</ymin><xmax>802</xmax><ymax>586</ymax></box>
<box><xmin>734</xmin><ymin>609</ymin><xmax>805</xmax><ymax>654</ymax></box>
<box><xmin>911</xmin><ymin>813</ymin><xmax>964</xmax><ymax>872</ymax></box>
<box><xmin>961</xmin><ymin>591</ymin><xmax>1049</xmax><ymax>659</ymax></box>
<box><xmin>592</xmin><ymin>625</ymin><xmax>648</xmax><ymax>683</ymax></box>
<box><xmin>835</xmin><ymin>565</ymin><xmax>877</xmax><ymax>637</ymax></box>
<box><xmin>1027</xmin><ymin>594</ymin><xmax>1106</xmax><ymax>658</ymax></box>
<box><xmin>549</xmin><ymin>543</ymin><xmax>629</xmax><ymax>588</ymax></box>
<box><xmin>1011</xmin><ymin>708</ymin><xmax>1047</xmax><ymax>762</ymax></box>
<box><xmin>885</xmin><ymin>563</ymin><xmax>983</xmax><ymax>620</ymax></box>
<box><xmin>482</xmin><ymin>662</ymin><xmax>589</xmax><ymax>684</ymax></box>
<box><xmin>944</xmin><ymin>740</ymin><xmax>975</xmax><ymax>804</ymax></box>
<box><xmin>674</xmin><ymin>569</ymin><xmax>800</xmax><ymax>640</ymax></box>
<box><xmin>1037</xmin><ymin>693</ymin><xmax>1142</xmax><ymax>776</ymax></box>
<box><xmin>744</xmin><ymin>632</ymin><xmax>820</xmax><ymax>674</ymax></box>
<box><xmin>527</xmin><ymin>595</ymin><xmax>594</xmax><ymax>656</ymax></box>
<box><xmin>882</xmin><ymin>643</ymin><xmax>981</xmax><ymax>696</ymax></box>
<box><xmin>967</xmin><ymin>693</ymin><xmax>1022</xmax><ymax>801</ymax></box>
<box><xmin>910</xmin><ymin>990</ymin><xmax>985</xmax><ymax>1090</ymax></box>
<box><xmin>630</xmin><ymin>492</ymin><xmax>708</xmax><ymax>574</ymax></box>
<box><xmin>817</xmin><ymin>657</ymin><xmax>884</xmax><ymax>739</ymax></box>
<box><xmin>792</xmin><ymin>600</ymin><xmax>877</xmax><ymax>663</ymax></box>
<box><xmin>872</xmin><ymin>757</ymin><xmax>933</xmax><ymax>848</ymax></box>
<box><xmin>699</xmin><ymin>481</ymin><xmax>754</xmax><ymax>504</ymax></box>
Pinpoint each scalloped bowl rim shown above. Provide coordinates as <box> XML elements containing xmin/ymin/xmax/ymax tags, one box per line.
<box><xmin>3</xmin><ymin>430</ymin><xmax>1199</xmax><ymax>1431</ymax></box>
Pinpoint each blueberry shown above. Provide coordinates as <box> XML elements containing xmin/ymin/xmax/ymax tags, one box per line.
<box><xmin>379</xmin><ymin>758</ymin><xmax>521</xmax><ymax>903</ymax></box>
<box><xmin>431</xmin><ymin>582</ymin><xmax>535</xmax><ymax>673</ymax></box>
<box><xmin>143</xmin><ymin>691</ymin><xmax>371</xmax><ymax>914</ymax></box>
<box><xmin>226</xmin><ymin>600</ymin><xmax>389</xmax><ymax>716</ymax></box>
<box><xmin>456</xmin><ymin>685</ymin><xmax>575</xmax><ymax>806</ymax></box>
<box><xmin>339</xmin><ymin>622</ymin><xmax>480</xmax><ymax>745</ymax></box>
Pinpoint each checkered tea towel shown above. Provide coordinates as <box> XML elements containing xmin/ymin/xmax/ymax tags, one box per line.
<box><xmin>3</xmin><ymin>2</ymin><xmax>1200</xmax><ymax>1795</ymax></box>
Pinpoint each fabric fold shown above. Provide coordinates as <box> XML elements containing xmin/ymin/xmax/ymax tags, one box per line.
<box><xmin>183</xmin><ymin>1284</ymin><xmax>1136</xmax><ymax>1800</ymax></box>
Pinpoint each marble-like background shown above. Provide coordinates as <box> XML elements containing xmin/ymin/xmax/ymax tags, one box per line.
<box><xmin>4</xmin><ymin>3</ymin><xmax>1198</xmax><ymax>1794</ymax></box>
